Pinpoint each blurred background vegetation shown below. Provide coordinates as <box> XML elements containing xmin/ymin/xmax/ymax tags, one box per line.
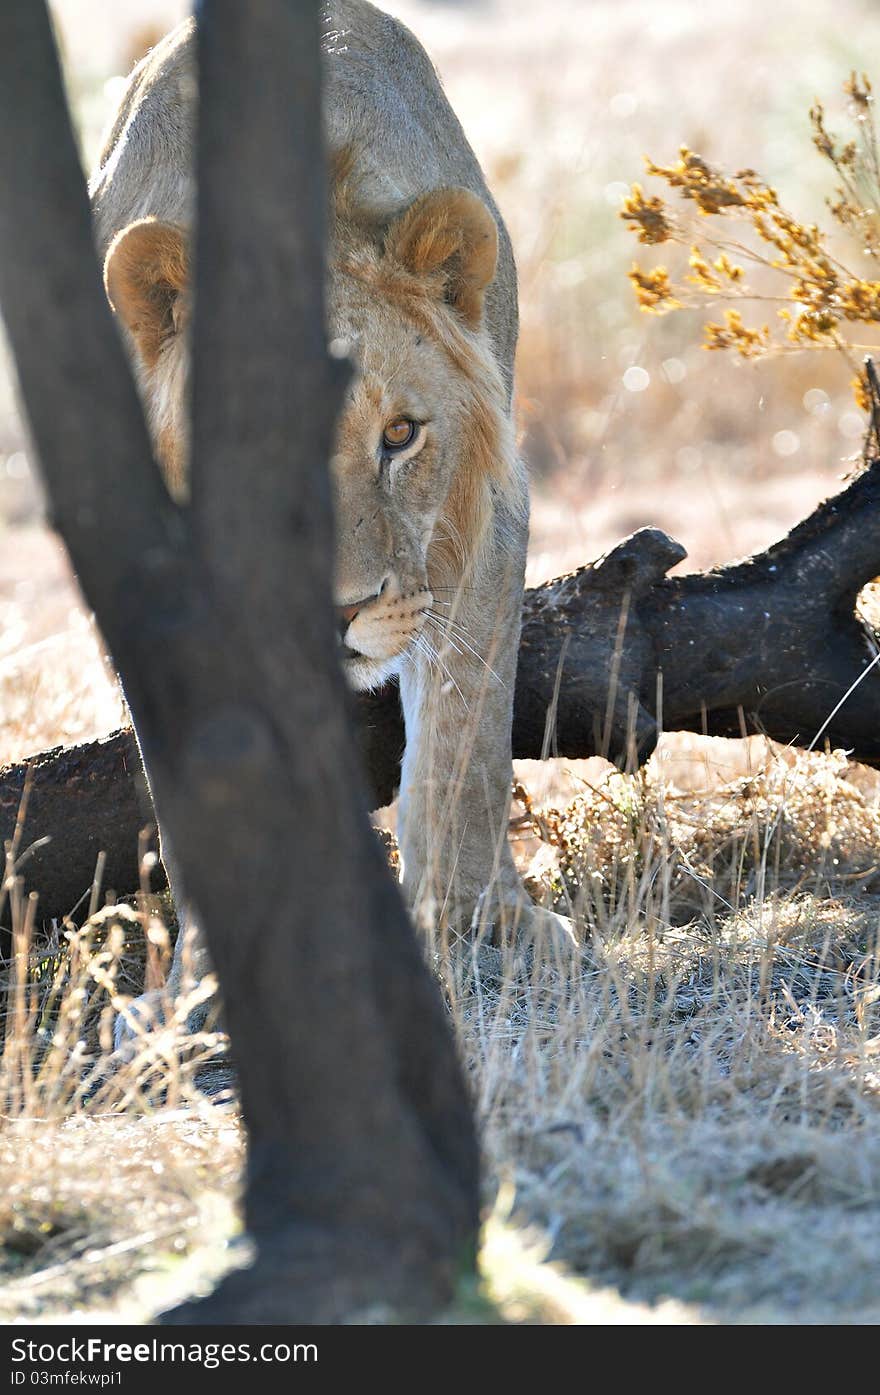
<box><xmin>2</xmin><ymin>0</ymin><xmax>879</xmax><ymax>763</ymax></box>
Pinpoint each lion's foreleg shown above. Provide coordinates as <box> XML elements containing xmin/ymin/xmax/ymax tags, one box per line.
<box><xmin>397</xmin><ymin>537</ymin><xmax>528</xmax><ymax>936</ymax></box>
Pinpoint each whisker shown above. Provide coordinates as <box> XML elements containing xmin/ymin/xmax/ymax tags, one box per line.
<box><xmin>414</xmin><ymin>627</ymin><xmax>469</xmax><ymax>709</ymax></box>
<box><xmin>423</xmin><ymin>616</ymin><xmax>465</xmax><ymax>660</ymax></box>
<box><xmin>436</xmin><ymin>661</ymin><xmax>468</xmax><ymax>710</ymax></box>
<box><xmin>429</xmin><ymin>612</ymin><xmax>479</xmax><ymax>644</ymax></box>
<box><xmin>423</xmin><ymin>610</ymin><xmax>504</xmax><ymax>686</ymax></box>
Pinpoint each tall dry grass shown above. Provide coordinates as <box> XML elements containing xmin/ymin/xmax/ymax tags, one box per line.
<box><xmin>3</xmin><ymin>737</ymin><xmax>880</xmax><ymax>1322</ymax></box>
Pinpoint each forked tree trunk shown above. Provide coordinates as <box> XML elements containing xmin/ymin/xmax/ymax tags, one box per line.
<box><xmin>0</xmin><ymin>0</ymin><xmax>478</xmax><ymax>1323</ymax></box>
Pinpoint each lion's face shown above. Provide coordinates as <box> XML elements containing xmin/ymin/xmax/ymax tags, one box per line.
<box><xmin>327</xmin><ymin>276</ymin><xmax>475</xmax><ymax>689</ymax></box>
<box><xmin>104</xmin><ymin>187</ymin><xmax>513</xmax><ymax>691</ymax></box>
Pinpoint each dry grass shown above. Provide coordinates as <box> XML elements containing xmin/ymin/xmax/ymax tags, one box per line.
<box><xmin>455</xmin><ymin>751</ymin><xmax>880</xmax><ymax>1323</ymax></box>
<box><xmin>0</xmin><ymin>1114</ymin><xmax>243</xmax><ymax>1324</ymax></box>
<box><xmin>0</xmin><ymin>0</ymin><xmax>879</xmax><ymax>1326</ymax></box>
<box><xmin>2</xmin><ymin>744</ymin><xmax>880</xmax><ymax>1323</ymax></box>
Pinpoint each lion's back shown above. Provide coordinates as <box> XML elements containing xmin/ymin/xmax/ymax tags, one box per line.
<box><xmin>89</xmin><ymin>2</ymin><xmax>517</xmax><ymax>388</ymax></box>
<box><xmin>90</xmin><ymin>19</ymin><xmax>198</xmax><ymax>249</ymax></box>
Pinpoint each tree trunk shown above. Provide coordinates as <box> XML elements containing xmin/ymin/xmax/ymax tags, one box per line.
<box><xmin>0</xmin><ymin>0</ymin><xmax>479</xmax><ymax>1323</ymax></box>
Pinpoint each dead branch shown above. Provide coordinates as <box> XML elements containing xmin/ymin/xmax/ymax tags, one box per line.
<box><xmin>4</xmin><ymin>455</ymin><xmax>877</xmax><ymax>925</ymax></box>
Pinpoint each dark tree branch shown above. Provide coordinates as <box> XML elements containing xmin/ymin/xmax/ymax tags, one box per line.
<box><xmin>0</xmin><ymin>0</ymin><xmax>479</xmax><ymax>1323</ymax></box>
<box><xmin>515</xmin><ymin>456</ymin><xmax>880</xmax><ymax>770</ymax></box>
<box><xmin>3</xmin><ymin>457</ymin><xmax>878</xmax><ymax>924</ymax></box>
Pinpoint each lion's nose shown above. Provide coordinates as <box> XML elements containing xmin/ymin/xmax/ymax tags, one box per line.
<box><xmin>336</xmin><ymin>577</ymin><xmax>391</xmax><ymax>642</ymax></box>
<box><xmin>337</xmin><ymin>577</ymin><xmax>391</xmax><ymax>625</ymax></box>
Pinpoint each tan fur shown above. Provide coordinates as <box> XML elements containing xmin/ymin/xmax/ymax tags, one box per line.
<box><xmin>94</xmin><ymin>7</ymin><xmax>570</xmax><ymax>1039</ymax></box>
<box><xmin>384</xmin><ymin>188</ymin><xmax>499</xmax><ymax>329</ymax></box>
<box><xmin>104</xmin><ymin>219</ymin><xmax>188</xmax><ymax>369</ymax></box>
<box><xmin>333</xmin><ymin>192</ymin><xmax>522</xmax><ymax>570</ymax></box>
<box><xmin>104</xmin><ymin>219</ymin><xmax>191</xmax><ymax>499</ymax></box>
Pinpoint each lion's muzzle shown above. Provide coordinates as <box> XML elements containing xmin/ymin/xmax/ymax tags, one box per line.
<box><xmin>336</xmin><ymin>575</ymin><xmax>432</xmax><ymax>681</ymax></box>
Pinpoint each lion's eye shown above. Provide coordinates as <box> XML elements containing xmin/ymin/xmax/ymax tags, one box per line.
<box><xmin>382</xmin><ymin>418</ymin><xmax>416</xmax><ymax>451</ymax></box>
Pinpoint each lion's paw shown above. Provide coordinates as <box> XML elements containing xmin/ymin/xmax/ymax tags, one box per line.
<box><xmin>517</xmin><ymin>903</ymin><xmax>577</xmax><ymax>946</ymax></box>
<box><xmin>467</xmin><ymin>891</ymin><xmax>576</xmax><ymax>947</ymax></box>
<box><xmin>112</xmin><ymin>988</ymin><xmax>170</xmax><ymax>1052</ymax></box>
<box><xmin>112</xmin><ymin>979</ymin><xmax>219</xmax><ymax>1053</ymax></box>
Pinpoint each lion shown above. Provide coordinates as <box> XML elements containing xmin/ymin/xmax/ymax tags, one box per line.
<box><xmin>91</xmin><ymin>3</ymin><xmax>568</xmax><ymax>1028</ymax></box>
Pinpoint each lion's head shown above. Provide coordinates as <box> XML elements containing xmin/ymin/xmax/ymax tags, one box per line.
<box><xmin>103</xmin><ymin>181</ymin><xmax>522</xmax><ymax>691</ymax></box>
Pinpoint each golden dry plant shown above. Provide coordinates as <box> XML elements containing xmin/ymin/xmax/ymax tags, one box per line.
<box><xmin>622</xmin><ymin>73</ymin><xmax>880</xmax><ymax>407</ymax></box>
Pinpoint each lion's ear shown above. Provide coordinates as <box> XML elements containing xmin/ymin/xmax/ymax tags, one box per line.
<box><xmin>104</xmin><ymin>219</ymin><xmax>189</xmax><ymax>368</ymax></box>
<box><xmin>384</xmin><ymin>188</ymin><xmax>498</xmax><ymax>328</ymax></box>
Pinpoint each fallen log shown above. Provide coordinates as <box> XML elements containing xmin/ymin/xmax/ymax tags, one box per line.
<box><xmin>3</xmin><ymin>456</ymin><xmax>878</xmax><ymax>924</ymax></box>
<box><xmin>0</xmin><ymin>729</ymin><xmax>157</xmax><ymax>924</ymax></box>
